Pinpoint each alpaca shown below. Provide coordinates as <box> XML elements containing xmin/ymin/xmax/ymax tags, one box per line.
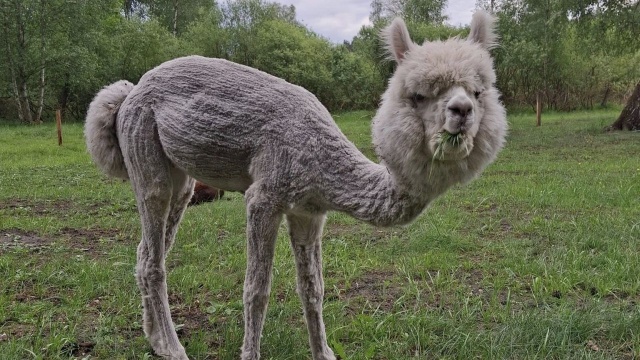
<box><xmin>189</xmin><ymin>181</ymin><xmax>224</xmax><ymax>206</ymax></box>
<box><xmin>84</xmin><ymin>11</ymin><xmax>506</xmax><ymax>360</ymax></box>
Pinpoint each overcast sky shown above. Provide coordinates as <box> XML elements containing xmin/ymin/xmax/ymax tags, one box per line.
<box><xmin>277</xmin><ymin>0</ymin><xmax>477</xmax><ymax>43</ymax></box>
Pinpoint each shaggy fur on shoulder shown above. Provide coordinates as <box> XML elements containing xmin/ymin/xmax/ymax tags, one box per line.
<box><xmin>84</xmin><ymin>10</ymin><xmax>506</xmax><ymax>360</ymax></box>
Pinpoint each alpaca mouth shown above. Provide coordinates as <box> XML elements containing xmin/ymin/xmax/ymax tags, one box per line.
<box><xmin>432</xmin><ymin>131</ymin><xmax>473</xmax><ymax>161</ymax></box>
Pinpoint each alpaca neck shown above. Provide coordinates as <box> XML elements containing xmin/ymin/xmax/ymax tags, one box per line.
<box><xmin>321</xmin><ymin>149</ymin><xmax>438</xmax><ymax>227</ymax></box>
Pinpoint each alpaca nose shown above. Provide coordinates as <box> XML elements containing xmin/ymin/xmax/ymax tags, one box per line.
<box><xmin>447</xmin><ymin>98</ymin><xmax>473</xmax><ymax>118</ymax></box>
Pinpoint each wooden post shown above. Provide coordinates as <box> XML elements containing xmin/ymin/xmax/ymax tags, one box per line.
<box><xmin>56</xmin><ymin>109</ymin><xmax>63</xmax><ymax>146</ymax></box>
<box><xmin>536</xmin><ymin>92</ymin><xmax>542</xmax><ymax>127</ymax></box>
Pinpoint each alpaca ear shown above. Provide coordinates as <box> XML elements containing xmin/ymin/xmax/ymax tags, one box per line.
<box><xmin>468</xmin><ymin>11</ymin><xmax>498</xmax><ymax>50</ymax></box>
<box><xmin>382</xmin><ymin>18</ymin><xmax>414</xmax><ymax>64</ymax></box>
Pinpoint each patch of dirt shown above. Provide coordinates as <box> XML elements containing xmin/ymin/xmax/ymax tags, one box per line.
<box><xmin>60</xmin><ymin>340</ymin><xmax>96</xmax><ymax>358</ymax></box>
<box><xmin>0</xmin><ymin>227</ymin><xmax>129</xmax><ymax>259</ymax></box>
<box><xmin>57</xmin><ymin>226</ymin><xmax>126</xmax><ymax>258</ymax></box>
<box><xmin>0</xmin><ymin>198</ymin><xmax>109</xmax><ymax>217</ymax></box>
<box><xmin>0</xmin><ymin>229</ymin><xmax>51</xmax><ymax>250</ymax></box>
<box><xmin>58</xmin><ymin>227</ymin><xmax>121</xmax><ymax>241</ymax></box>
<box><xmin>9</xmin><ymin>276</ymin><xmax>65</xmax><ymax>305</ymax></box>
<box><xmin>460</xmin><ymin>268</ymin><xmax>486</xmax><ymax>296</ymax></box>
<box><xmin>168</xmin><ymin>292</ymin><xmax>225</xmax><ymax>350</ymax></box>
<box><xmin>335</xmin><ymin>270</ymin><xmax>403</xmax><ymax>313</ymax></box>
<box><xmin>0</xmin><ymin>198</ymin><xmax>75</xmax><ymax>216</ymax></box>
<box><xmin>462</xmin><ymin>201</ymin><xmax>499</xmax><ymax>215</ymax></box>
<box><xmin>0</xmin><ymin>322</ymin><xmax>35</xmax><ymax>338</ymax></box>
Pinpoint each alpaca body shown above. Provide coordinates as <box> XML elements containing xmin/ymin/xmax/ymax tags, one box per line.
<box><xmin>84</xmin><ymin>11</ymin><xmax>507</xmax><ymax>360</ymax></box>
<box><xmin>118</xmin><ymin>56</ymin><xmax>430</xmax><ymax>224</ymax></box>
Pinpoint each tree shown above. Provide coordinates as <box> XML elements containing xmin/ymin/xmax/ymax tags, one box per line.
<box><xmin>330</xmin><ymin>45</ymin><xmax>383</xmax><ymax>110</ymax></box>
<box><xmin>145</xmin><ymin>0</ymin><xmax>216</xmax><ymax>36</ymax></box>
<box><xmin>370</xmin><ymin>0</ymin><xmax>448</xmax><ymax>24</ymax></box>
<box><xmin>1</xmin><ymin>0</ymin><xmax>37</xmax><ymax>123</ymax></box>
<box><xmin>221</xmin><ymin>0</ymin><xmax>297</xmax><ymax>66</ymax></box>
<box><xmin>609</xmin><ymin>81</ymin><xmax>640</xmax><ymax>131</ymax></box>
<box><xmin>485</xmin><ymin>0</ymin><xmax>639</xmax><ymax>111</ymax></box>
<box><xmin>182</xmin><ymin>7</ymin><xmax>227</xmax><ymax>58</ymax></box>
<box><xmin>251</xmin><ymin>20</ymin><xmax>334</xmax><ymax>107</ymax></box>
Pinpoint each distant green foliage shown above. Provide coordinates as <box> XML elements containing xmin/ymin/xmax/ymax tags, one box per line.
<box><xmin>252</xmin><ymin>20</ymin><xmax>334</xmax><ymax>105</ymax></box>
<box><xmin>0</xmin><ymin>0</ymin><xmax>637</xmax><ymax>122</ymax></box>
<box><xmin>486</xmin><ymin>0</ymin><xmax>639</xmax><ymax>110</ymax></box>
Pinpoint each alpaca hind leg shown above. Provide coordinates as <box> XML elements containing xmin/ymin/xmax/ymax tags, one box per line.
<box><xmin>134</xmin><ymin>182</ymin><xmax>189</xmax><ymax>359</ymax></box>
<box><xmin>164</xmin><ymin>171</ymin><xmax>195</xmax><ymax>255</ymax></box>
<box><xmin>128</xmin><ymin>158</ymin><xmax>188</xmax><ymax>358</ymax></box>
<box><xmin>287</xmin><ymin>213</ymin><xmax>336</xmax><ymax>360</ymax></box>
<box><xmin>241</xmin><ymin>185</ymin><xmax>283</xmax><ymax>360</ymax></box>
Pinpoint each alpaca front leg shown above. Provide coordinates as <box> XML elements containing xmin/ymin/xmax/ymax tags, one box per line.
<box><xmin>241</xmin><ymin>194</ymin><xmax>283</xmax><ymax>360</ymax></box>
<box><xmin>287</xmin><ymin>214</ymin><xmax>336</xmax><ymax>360</ymax></box>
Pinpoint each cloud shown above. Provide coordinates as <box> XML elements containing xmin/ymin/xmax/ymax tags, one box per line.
<box><xmin>445</xmin><ymin>0</ymin><xmax>476</xmax><ymax>26</ymax></box>
<box><xmin>278</xmin><ymin>0</ymin><xmax>372</xmax><ymax>43</ymax></box>
<box><xmin>278</xmin><ymin>0</ymin><xmax>476</xmax><ymax>43</ymax></box>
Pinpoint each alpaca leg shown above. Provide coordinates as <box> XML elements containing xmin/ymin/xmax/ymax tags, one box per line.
<box><xmin>134</xmin><ymin>181</ymin><xmax>188</xmax><ymax>360</ymax></box>
<box><xmin>241</xmin><ymin>186</ymin><xmax>283</xmax><ymax>360</ymax></box>
<box><xmin>127</xmin><ymin>135</ymin><xmax>189</xmax><ymax>359</ymax></box>
<box><xmin>164</xmin><ymin>171</ymin><xmax>195</xmax><ymax>255</ymax></box>
<box><xmin>287</xmin><ymin>213</ymin><xmax>336</xmax><ymax>360</ymax></box>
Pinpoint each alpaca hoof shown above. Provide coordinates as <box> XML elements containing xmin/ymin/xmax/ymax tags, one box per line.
<box><xmin>157</xmin><ymin>349</ymin><xmax>189</xmax><ymax>360</ymax></box>
<box><xmin>322</xmin><ymin>351</ymin><xmax>337</xmax><ymax>360</ymax></box>
<box><xmin>313</xmin><ymin>348</ymin><xmax>336</xmax><ymax>360</ymax></box>
<box><xmin>318</xmin><ymin>355</ymin><xmax>337</xmax><ymax>360</ymax></box>
<box><xmin>149</xmin><ymin>337</ymin><xmax>189</xmax><ymax>360</ymax></box>
<box><xmin>240</xmin><ymin>349</ymin><xmax>260</xmax><ymax>360</ymax></box>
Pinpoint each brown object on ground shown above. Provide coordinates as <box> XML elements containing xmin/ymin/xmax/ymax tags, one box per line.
<box><xmin>608</xmin><ymin>81</ymin><xmax>640</xmax><ymax>131</ymax></box>
<box><xmin>189</xmin><ymin>181</ymin><xmax>224</xmax><ymax>206</ymax></box>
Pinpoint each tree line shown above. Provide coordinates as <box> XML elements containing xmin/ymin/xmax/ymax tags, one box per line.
<box><xmin>1</xmin><ymin>0</ymin><xmax>638</xmax><ymax>123</ymax></box>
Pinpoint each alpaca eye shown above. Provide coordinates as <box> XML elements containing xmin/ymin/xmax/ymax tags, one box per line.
<box><xmin>474</xmin><ymin>91</ymin><xmax>482</xmax><ymax>99</ymax></box>
<box><xmin>411</xmin><ymin>93</ymin><xmax>425</xmax><ymax>107</ymax></box>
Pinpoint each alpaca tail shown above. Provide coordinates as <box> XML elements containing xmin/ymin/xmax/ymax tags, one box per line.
<box><xmin>84</xmin><ymin>80</ymin><xmax>135</xmax><ymax>180</ymax></box>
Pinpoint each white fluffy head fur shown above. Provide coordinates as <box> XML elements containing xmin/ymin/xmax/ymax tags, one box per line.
<box><xmin>373</xmin><ymin>10</ymin><xmax>507</xmax><ymax>197</ymax></box>
<box><xmin>382</xmin><ymin>17</ymin><xmax>416</xmax><ymax>63</ymax></box>
<box><xmin>468</xmin><ymin>11</ymin><xmax>499</xmax><ymax>50</ymax></box>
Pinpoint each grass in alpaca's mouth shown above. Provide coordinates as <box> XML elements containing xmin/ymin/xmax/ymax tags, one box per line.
<box><xmin>441</xmin><ymin>131</ymin><xmax>464</xmax><ymax>147</ymax></box>
<box><xmin>433</xmin><ymin>131</ymin><xmax>467</xmax><ymax>161</ymax></box>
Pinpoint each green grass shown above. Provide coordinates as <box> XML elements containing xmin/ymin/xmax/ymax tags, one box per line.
<box><xmin>1</xmin><ymin>108</ymin><xmax>639</xmax><ymax>359</ymax></box>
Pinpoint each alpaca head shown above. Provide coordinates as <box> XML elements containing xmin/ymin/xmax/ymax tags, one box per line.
<box><xmin>373</xmin><ymin>11</ymin><xmax>506</xmax><ymax>182</ymax></box>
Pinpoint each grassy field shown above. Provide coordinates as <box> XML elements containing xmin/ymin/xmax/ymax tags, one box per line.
<box><xmin>1</xmin><ymin>109</ymin><xmax>639</xmax><ymax>359</ymax></box>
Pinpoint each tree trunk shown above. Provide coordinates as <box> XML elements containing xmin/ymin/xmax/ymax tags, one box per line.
<box><xmin>13</xmin><ymin>0</ymin><xmax>33</xmax><ymax>123</ymax></box>
<box><xmin>35</xmin><ymin>59</ymin><xmax>45</xmax><ymax>123</ymax></box>
<box><xmin>58</xmin><ymin>73</ymin><xmax>71</xmax><ymax>118</ymax></box>
<box><xmin>2</xmin><ymin>2</ymin><xmax>24</xmax><ymax>122</ymax></box>
<box><xmin>609</xmin><ymin>81</ymin><xmax>640</xmax><ymax>131</ymax></box>
<box><xmin>172</xmin><ymin>0</ymin><xmax>178</xmax><ymax>35</ymax></box>
<box><xmin>600</xmin><ymin>84</ymin><xmax>611</xmax><ymax>108</ymax></box>
<box><xmin>10</xmin><ymin>73</ymin><xmax>24</xmax><ymax>123</ymax></box>
<box><xmin>124</xmin><ymin>0</ymin><xmax>133</xmax><ymax>19</ymax></box>
<box><xmin>17</xmin><ymin>72</ymin><xmax>33</xmax><ymax>124</ymax></box>
<box><xmin>3</xmin><ymin>26</ymin><xmax>23</xmax><ymax>122</ymax></box>
<box><xmin>35</xmin><ymin>0</ymin><xmax>46</xmax><ymax>124</ymax></box>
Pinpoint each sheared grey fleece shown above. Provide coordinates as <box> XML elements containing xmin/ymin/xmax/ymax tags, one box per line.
<box><xmin>84</xmin><ymin>10</ymin><xmax>507</xmax><ymax>360</ymax></box>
